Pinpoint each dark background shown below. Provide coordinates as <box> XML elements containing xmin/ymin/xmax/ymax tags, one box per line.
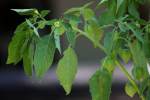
<box><xmin>0</xmin><ymin>0</ymin><xmax>149</xmax><ymax>100</ymax></box>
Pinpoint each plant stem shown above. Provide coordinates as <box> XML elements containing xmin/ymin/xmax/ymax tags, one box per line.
<box><xmin>115</xmin><ymin>60</ymin><xmax>145</xmax><ymax>100</ymax></box>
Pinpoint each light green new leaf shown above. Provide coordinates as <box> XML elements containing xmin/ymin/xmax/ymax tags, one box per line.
<box><xmin>89</xmin><ymin>69</ymin><xmax>112</xmax><ymax>100</ymax></box>
<box><xmin>64</xmin><ymin>8</ymin><xmax>81</xmax><ymax>15</ymax></box>
<box><xmin>7</xmin><ymin>22</ymin><xmax>32</xmax><ymax>64</ymax></box>
<box><xmin>40</xmin><ymin>10</ymin><xmax>50</xmax><ymax>17</ymax></box>
<box><xmin>11</xmin><ymin>9</ymin><xmax>38</xmax><ymax>16</ymax></box>
<box><xmin>82</xmin><ymin>8</ymin><xmax>94</xmax><ymax>21</ymax></box>
<box><xmin>125</xmin><ymin>82</ymin><xmax>137</xmax><ymax>97</ymax></box>
<box><xmin>97</xmin><ymin>0</ymin><xmax>108</xmax><ymax>6</ymax></box>
<box><xmin>26</xmin><ymin>19</ymin><xmax>40</xmax><ymax>37</ymax></box>
<box><xmin>56</xmin><ymin>47</ymin><xmax>78</xmax><ymax>95</ymax></box>
<box><xmin>101</xmin><ymin>57</ymin><xmax>116</xmax><ymax>73</ymax></box>
<box><xmin>119</xmin><ymin>49</ymin><xmax>131</xmax><ymax>64</ymax></box>
<box><xmin>34</xmin><ymin>35</ymin><xmax>55</xmax><ymax>78</ymax></box>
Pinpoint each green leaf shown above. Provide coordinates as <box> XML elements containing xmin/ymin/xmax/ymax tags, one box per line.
<box><xmin>89</xmin><ymin>69</ymin><xmax>112</xmax><ymax>100</ymax></box>
<box><xmin>38</xmin><ymin>21</ymin><xmax>47</xmax><ymax>29</ymax></box>
<box><xmin>119</xmin><ymin>49</ymin><xmax>131</xmax><ymax>63</ymax></box>
<box><xmin>116</xmin><ymin>0</ymin><xmax>127</xmax><ymax>18</ymax></box>
<box><xmin>11</xmin><ymin>9</ymin><xmax>38</xmax><ymax>16</ymax></box>
<box><xmin>146</xmin><ymin>87</ymin><xmax>150</xmax><ymax>100</ymax></box>
<box><xmin>23</xmin><ymin>42</ymin><xmax>34</xmax><ymax>77</ymax></box>
<box><xmin>128</xmin><ymin>2</ymin><xmax>140</xmax><ymax>19</ymax></box>
<box><xmin>64</xmin><ymin>8</ymin><xmax>81</xmax><ymax>15</ymax></box>
<box><xmin>132</xmin><ymin>67</ymin><xmax>147</xmax><ymax>81</ymax></box>
<box><xmin>97</xmin><ymin>0</ymin><xmax>108</xmax><ymax>6</ymax></box>
<box><xmin>101</xmin><ymin>57</ymin><xmax>116</xmax><ymax>73</ymax></box>
<box><xmin>26</xmin><ymin>19</ymin><xmax>40</xmax><ymax>37</ymax></box>
<box><xmin>34</xmin><ymin>35</ymin><xmax>55</xmax><ymax>78</ymax></box>
<box><xmin>117</xmin><ymin>0</ymin><xmax>124</xmax><ymax>12</ymax></box>
<box><xmin>99</xmin><ymin>11</ymin><xmax>115</xmax><ymax>26</ymax></box>
<box><xmin>40</xmin><ymin>10</ymin><xmax>50</xmax><ymax>17</ymax></box>
<box><xmin>82</xmin><ymin>8</ymin><xmax>94</xmax><ymax>21</ymax></box>
<box><xmin>7</xmin><ymin>22</ymin><xmax>32</xmax><ymax>64</ymax></box>
<box><xmin>66</xmin><ymin>31</ymin><xmax>76</xmax><ymax>47</ymax></box>
<box><xmin>56</xmin><ymin>47</ymin><xmax>78</xmax><ymax>95</ymax></box>
<box><xmin>125</xmin><ymin>23</ymin><xmax>144</xmax><ymax>43</ymax></box>
<box><xmin>64</xmin><ymin>23</ymin><xmax>76</xmax><ymax>47</ymax></box>
<box><xmin>104</xmin><ymin>32</ymin><xmax>119</xmax><ymax>54</ymax></box>
<box><xmin>129</xmin><ymin>41</ymin><xmax>147</xmax><ymax>68</ymax></box>
<box><xmin>54</xmin><ymin>34</ymin><xmax>61</xmax><ymax>54</ymax></box>
<box><xmin>84</xmin><ymin>20</ymin><xmax>103</xmax><ymax>47</ymax></box>
<box><xmin>125</xmin><ymin>82</ymin><xmax>137</xmax><ymax>98</ymax></box>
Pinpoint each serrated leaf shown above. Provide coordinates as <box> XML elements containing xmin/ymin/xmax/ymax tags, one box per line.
<box><xmin>89</xmin><ymin>69</ymin><xmax>112</xmax><ymax>100</ymax></box>
<box><xmin>7</xmin><ymin>22</ymin><xmax>32</xmax><ymax>64</ymax></box>
<box><xmin>125</xmin><ymin>82</ymin><xmax>137</xmax><ymax>97</ymax></box>
<box><xmin>34</xmin><ymin>35</ymin><xmax>55</xmax><ymax>78</ymax></box>
<box><xmin>82</xmin><ymin>8</ymin><xmax>94</xmax><ymax>21</ymax></box>
<box><xmin>23</xmin><ymin>42</ymin><xmax>34</xmax><ymax>77</ymax></box>
<box><xmin>11</xmin><ymin>9</ymin><xmax>38</xmax><ymax>16</ymax></box>
<box><xmin>56</xmin><ymin>47</ymin><xmax>78</xmax><ymax>95</ymax></box>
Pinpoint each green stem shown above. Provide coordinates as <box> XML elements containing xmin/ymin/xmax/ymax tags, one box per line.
<box><xmin>115</xmin><ymin>60</ymin><xmax>145</xmax><ymax>100</ymax></box>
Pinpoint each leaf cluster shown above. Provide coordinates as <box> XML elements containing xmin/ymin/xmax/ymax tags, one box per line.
<box><xmin>7</xmin><ymin>0</ymin><xmax>150</xmax><ymax>100</ymax></box>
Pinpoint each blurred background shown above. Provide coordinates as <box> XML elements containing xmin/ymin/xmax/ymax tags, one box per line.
<box><xmin>0</xmin><ymin>0</ymin><xmax>149</xmax><ymax>100</ymax></box>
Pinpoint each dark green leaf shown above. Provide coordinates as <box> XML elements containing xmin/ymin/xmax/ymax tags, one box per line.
<box><xmin>34</xmin><ymin>35</ymin><xmax>55</xmax><ymax>78</ymax></box>
<box><xmin>66</xmin><ymin>31</ymin><xmax>76</xmax><ymax>47</ymax></box>
<box><xmin>56</xmin><ymin>47</ymin><xmax>78</xmax><ymax>95</ymax></box>
<box><xmin>7</xmin><ymin>22</ymin><xmax>32</xmax><ymax>64</ymax></box>
<box><xmin>128</xmin><ymin>2</ymin><xmax>140</xmax><ymax>19</ymax></box>
<box><xmin>23</xmin><ymin>42</ymin><xmax>34</xmax><ymax>77</ymax></box>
